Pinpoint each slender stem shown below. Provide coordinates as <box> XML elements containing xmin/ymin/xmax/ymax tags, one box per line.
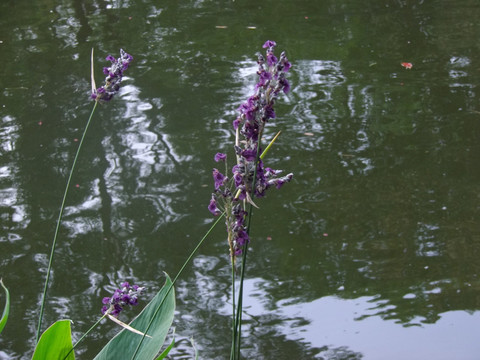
<box><xmin>63</xmin><ymin>313</ymin><xmax>107</xmax><ymax>360</ymax></box>
<box><xmin>234</xmin><ymin>241</ymin><xmax>249</xmax><ymax>359</ymax></box>
<box><xmin>131</xmin><ymin>212</ymin><xmax>226</xmax><ymax>360</ymax></box>
<box><xmin>36</xmin><ymin>101</ymin><xmax>98</xmax><ymax>342</ymax></box>
<box><xmin>234</xmin><ymin>134</ymin><xmax>262</xmax><ymax>359</ymax></box>
<box><xmin>230</xmin><ymin>259</ymin><xmax>236</xmax><ymax>360</ymax></box>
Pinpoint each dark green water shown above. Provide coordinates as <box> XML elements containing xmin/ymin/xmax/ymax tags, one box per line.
<box><xmin>1</xmin><ymin>0</ymin><xmax>480</xmax><ymax>359</ymax></box>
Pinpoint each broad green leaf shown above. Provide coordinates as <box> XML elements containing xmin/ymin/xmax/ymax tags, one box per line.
<box><xmin>0</xmin><ymin>279</ymin><xmax>9</xmax><ymax>334</ymax></box>
<box><xmin>32</xmin><ymin>319</ymin><xmax>75</xmax><ymax>360</ymax></box>
<box><xmin>94</xmin><ymin>274</ymin><xmax>175</xmax><ymax>360</ymax></box>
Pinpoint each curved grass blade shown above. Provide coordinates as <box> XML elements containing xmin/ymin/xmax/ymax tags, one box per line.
<box><xmin>155</xmin><ymin>330</ymin><xmax>175</xmax><ymax>360</ymax></box>
<box><xmin>0</xmin><ymin>279</ymin><xmax>9</xmax><ymax>334</ymax></box>
<box><xmin>91</xmin><ymin>48</ymin><xmax>97</xmax><ymax>95</ymax></box>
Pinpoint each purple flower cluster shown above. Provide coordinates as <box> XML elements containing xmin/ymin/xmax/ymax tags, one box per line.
<box><xmin>233</xmin><ymin>40</ymin><xmax>291</xmax><ymax>137</ymax></box>
<box><xmin>91</xmin><ymin>49</ymin><xmax>133</xmax><ymax>103</ymax></box>
<box><xmin>208</xmin><ymin>41</ymin><xmax>293</xmax><ymax>260</ymax></box>
<box><xmin>101</xmin><ymin>282</ymin><xmax>145</xmax><ymax>317</ymax></box>
<box><xmin>230</xmin><ymin>204</ymin><xmax>249</xmax><ymax>256</ymax></box>
<box><xmin>208</xmin><ymin>152</ymin><xmax>250</xmax><ymax>257</ymax></box>
<box><xmin>232</xmin><ymin>40</ymin><xmax>293</xmax><ymax>199</ymax></box>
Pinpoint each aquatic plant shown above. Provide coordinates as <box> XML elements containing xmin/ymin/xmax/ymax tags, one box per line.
<box><xmin>30</xmin><ymin>40</ymin><xmax>292</xmax><ymax>360</ymax></box>
<box><xmin>33</xmin><ymin>49</ymin><xmax>177</xmax><ymax>360</ymax></box>
<box><xmin>36</xmin><ymin>49</ymin><xmax>134</xmax><ymax>343</ymax></box>
<box><xmin>208</xmin><ymin>40</ymin><xmax>293</xmax><ymax>359</ymax></box>
<box><xmin>91</xmin><ymin>49</ymin><xmax>133</xmax><ymax>102</ymax></box>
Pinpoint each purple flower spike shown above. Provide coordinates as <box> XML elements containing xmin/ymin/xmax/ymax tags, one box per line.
<box><xmin>101</xmin><ymin>282</ymin><xmax>145</xmax><ymax>317</ymax></box>
<box><xmin>92</xmin><ymin>49</ymin><xmax>133</xmax><ymax>103</ymax></box>
<box><xmin>207</xmin><ymin>40</ymin><xmax>293</xmax><ymax>263</ymax></box>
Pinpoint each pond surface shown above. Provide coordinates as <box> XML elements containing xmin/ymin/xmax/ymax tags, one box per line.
<box><xmin>1</xmin><ymin>0</ymin><xmax>480</xmax><ymax>359</ymax></box>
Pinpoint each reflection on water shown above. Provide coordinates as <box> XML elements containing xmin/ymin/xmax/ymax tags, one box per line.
<box><xmin>1</xmin><ymin>0</ymin><xmax>480</xmax><ymax>358</ymax></box>
<box><xmin>276</xmin><ymin>294</ymin><xmax>480</xmax><ymax>359</ymax></box>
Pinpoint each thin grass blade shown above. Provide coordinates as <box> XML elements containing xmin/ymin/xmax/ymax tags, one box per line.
<box><xmin>0</xmin><ymin>279</ymin><xmax>9</xmax><ymax>334</ymax></box>
<box><xmin>155</xmin><ymin>330</ymin><xmax>175</xmax><ymax>360</ymax></box>
<box><xmin>91</xmin><ymin>48</ymin><xmax>96</xmax><ymax>95</ymax></box>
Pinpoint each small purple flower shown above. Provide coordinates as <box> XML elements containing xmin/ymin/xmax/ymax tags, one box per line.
<box><xmin>242</xmin><ymin>121</ymin><xmax>259</xmax><ymax>141</ymax></box>
<box><xmin>280</xmin><ymin>77</ymin><xmax>290</xmax><ymax>94</ymax></box>
<box><xmin>241</xmin><ymin>149</ymin><xmax>257</xmax><ymax>161</ymax></box>
<box><xmin>208</xmin><ymin>196</ymin><xmax>221</xmax><ymax>216</ymax></box>
<box><xmin>106</xmin><ymin>54</ymin><xmax>116</xmax><ymax>63</ymax></box>
<box><xmin>266</xmin><ymin>52</ymin><xmax>278</xmax><ymax>67</ymax></box>
<box><xmin>101</xmin><ymin>282</ymin><xmax>145</xmax><ymax>317</ymax></box>
<box><xmin>214</xmin><ymin>153</ymin><xmax>227</xmax><ymax>162</ymax></box>
<box><xmin>233</xmin><ymin>117</ymin><xmax>242</xmax><ymax>130</ymax></box>
<box><xmin>267</xmin><ymin>173</ymin><xmax>293</xmax><ymax>189</ymax></box>
<box><xmin>232</xmin><ymin>228</ymin><xmax>250</xmax><ymax>256</ymax></box>
<box><xmin>264</xmin><ymin>105</ymin><xmax>276</xmax><ymax>120</ymax></box>
<box><xmin>212</xmin><ymin>168</ymin><xmax>226</xmax><ymax>190</ymax></box>
<box><xmin>256</xmin><ymin>70</ymin><xmax>272</xmax><ymax>89</ymax></box>
<box><xmin>262</xmin><ymin>40</ymin><xmax>276</xmax><ymax>49</ymax></box>
<box><xmin>232</xmin><ymin>165</ymin><xmax>243</xmax><ymax>187</ymax></box>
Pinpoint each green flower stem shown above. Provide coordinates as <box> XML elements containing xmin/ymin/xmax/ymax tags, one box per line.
<box><xmin>63</xmin><ymin>313</ymin><xmax>107</xmax><ymax>360</ymax></box>
<box><xmin>36</xmin><ymin>101</ymin><xmax>99</xmax><ymax>342</ymax></box>
<box><xmin>230</xmin><ymin>258</ymin><xmax>236</xmax><ymax>360</ymax></box>
<box><xmin>131</xmin><ymin>212</ymin><xmax>226</xmax><ymax>360</ymax></box>
<box><xmin>233</xmin><ymin>132</ymin><xmax>263</xmax><ymax>360</ymax></box>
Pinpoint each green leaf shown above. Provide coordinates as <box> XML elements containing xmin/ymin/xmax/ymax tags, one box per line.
<box><xmin>94</xmin><ymin>273</ymin><xmax>175</xmax><ymax>360</ymax></box>
<box><xmin>0</xmin><ymin>279</ymin><xmax>9</xmax><ymax>334</ymax></box>
<box><xmin>32</xmin><ymin>319</ymin><xmax>75</xmax><ymax>360</ymax></box>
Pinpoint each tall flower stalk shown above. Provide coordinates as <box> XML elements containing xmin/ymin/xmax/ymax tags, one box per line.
<box><xmin>36</xmin><ymin>49</ymin><xmax>133</xmax><ymax>342</ymax></box>
<box><xmin>208</xmin><ymin>40</ymin><xmax>293</xmax><ymax>359</ymax></box>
